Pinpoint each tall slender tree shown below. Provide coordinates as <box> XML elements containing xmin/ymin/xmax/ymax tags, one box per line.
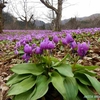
<box><xmin>40</xmin><ymin>0</ymin><xmax>63</xmax><ymax>31</ymax></box>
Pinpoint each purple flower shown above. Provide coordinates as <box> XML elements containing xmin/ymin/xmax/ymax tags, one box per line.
<box><xmin>26</xmin><ymin>35</ymin><xmax>32</xmax><ymax>41</ymax></box>
<box><xmin>61</xmin><ymin>38</ymin><xmax>68</xmax><ymax>45</ymax></box>
<box><xmin>40</xmin><ymin>38</ymin><xmax>49</xmax><ymax>50</ymax></box>
<box><xmin>20</xmin><ymin>39</ymin><xmax>26</xmax><ymax>45</ymax></box>
<box><xmin>40</xmin><ymin>38</ymin><xmax>55</xmax><ymax>50</ymax></box>
<box><xmin>70</xmin><ymin>41</ymin><xmax>77</xmax><ymax>49</ymax></box>
<box><xmin>22</xmin><ymin>53</ymin><xmax>30</xmax><ymax>62</ymax></box>
<box><xmin>16</xmin><ymin>42</ymin><xmax>21</xmax><ymax>48</ymax></box>
<box><xmin>35</xmin><ymin>46</ymin><xmax>43</xmax><ymax>54</ymax></box>
<box><xmin>77</xmin><ymin>42</ymin><xmax>89</xmax><ymax>57</ymax></box>
<box><xmin>24</xmin><ymin>44</ymin><xmax>32</xmax><ymax>54</ymax></box>
<box><xmin>53</xmin><ymin>35</ymin><xmax>59</xmax><ymax>44</ymax></box>
<box><xmin>32</xmin><ymin>44</ymin><xmax>36</xmax><ymax>49</ymax></box>
<box><xmin>47</xmin><ymin>41</ymin><xmax>55</xmax><ymax>49</ymax></box>
<box><xmin>14</xmin><ymin>49</ymin><xmax>19</xmax><ymax>55</ymax></box>
<box><xmin>66</xmin><ymin>34</ymin><xmax>74</xmax><ymax>43</ymax></box>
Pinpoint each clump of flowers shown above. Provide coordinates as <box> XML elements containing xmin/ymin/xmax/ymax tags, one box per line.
<box><xmin>14</xmin><ymin>33</ymin><xmax>90</xmax><ymax>62</ymax></box>
<box><xmin>40</xmin><ymin>38</ymin><xmax>55</xmax><ymax>50</ymax></box>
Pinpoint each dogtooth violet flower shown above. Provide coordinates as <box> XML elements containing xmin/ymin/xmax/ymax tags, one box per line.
<box><xmin>66</xmin><ymin>34</ymin><xmax>74</xmax><ymax>43</ymax></box>
<box><xmin>24</xmin><ymin>44</ymin><xmax>32</xmax><ymax>54</ymax></box>
<box><xmin>35</xmin><ymin>46</ymin><xmax>43</xmax><ymax>54</ymax></box>
<box><xmin>40</xmin><ymin>38</ymin><xmax>49</xmax><ymax>50</ymax></box>
<box><xmin>77</xmin><ymin>42</ymin><xmax>89</xmax><ymax>57</ymax></box>
<box><xmin>47</xmin><ymin>41</ymin><xmax>55</xmax><ymax>49</ymax></box>
<box><xmin>40</xmin><ymin>38</ymin><xmax>55</xmax><ymax>50</ymax></box>
<box><xmin>14</xmin><ymin>49</ymin><xmax>19</xmax><ymax>55</ymax></box>
<box><xmin>53</xmin><ymin>35</ymin><xmax>59</xmax><ymax>44</ymax></box>
<box><xmin>26</xmin><ymin>35</ymin><xmax>32</xmax><ymax>42</ymax></box>
<box><xmin>61</xmin><ymin>38</ymin><xmax>68</xmax><ymax>45</ymax></box>
<box><xmin>61</xmin><ymin>34</ymin><xmax>74</xmax><ymax>45</ymax></box>
<box><xmin>70</xmin><ymin>40</ymin><xmax>77</xmax><ymax>49</ymax></box>
<box><xmin>22</xmin><ymin>53</ymin><xmax>30</xmax><ymax>62</ymax></box>
<box><xmin>15</xmin><ymin>42</ymin><xmax>21</xmax><ymax>48</ymax></box>
<box><xmin>32</xmin><ymin>44</ymin><xmax>36</xmax><ymax>49</ymax></box>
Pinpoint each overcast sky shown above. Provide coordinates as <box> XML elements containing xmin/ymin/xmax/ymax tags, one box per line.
<box><xmin>4</xmin><ymin>0</ymin><xmax>100</xmax><ymax>23</ymax></box>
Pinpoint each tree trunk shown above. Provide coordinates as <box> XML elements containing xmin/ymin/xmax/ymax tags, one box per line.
<box><xmin>40</xmin><ymin>0</ymin><xmax>63</xmax><ymax>31</ymax></box>
<box><xmin>0</xmin><ymin>6</ymin><xmax>3</xmax><ymax>33</ymax></box>
<box><xmin>55</xmin><ymin>12</ymin><xmax>62</xmax><ymax>31</ymax></box>
<box><xmin>54</xmin><ymin>0</ymin><xmax>62</xmax><ymax>31</ymax></box>
<box><xmin>0</xmin><ymin>3</ymin><xmax>5</xmax><ymax>33</ymax></box>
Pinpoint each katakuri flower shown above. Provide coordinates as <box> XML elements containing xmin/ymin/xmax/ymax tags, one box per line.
<box><xmin>53</xmin><ymin>35</ymin><xmax>59</xmax><ymax>44</ymax></box>
<box><xmin>77</xmin><ymin>42</ymin><xmax>89</xmax><ymax>57</ymax></box>
<box><xmin>40</xmin><ymin>38</ymin><xmax>49</xmax><ymax>50</ymax></box>
<box><xmin>24</xmin><ymin>44</ymin><xmax>32</xmax><ymax>54</ymax></box>
<box><xmin>22</xmin><ymin>53</ymin><xmax>30</xmax><ymax>62</ymax></box>
<box><xmin>61</xmin><ymin>38</ymin><xmax>68</xmax><ymax>45</ymax></box>
<box><xmin>40</xmin><ymin>38</ymin><xmax>55</xmax><ymax>50</ymax></box>
<box><xmin>70</xmin><ymin>40</ymin><xmax>77</xmax><ymax>49</ymax></box>
<box><xmin>35</xmin><ymin>46</ymin><xmax>43</xmax><ymax>54</ymax></box>
<box><xmin>47</xmin><ymin>41</ymin><xmax>55</xmax><ymax>49</ymax></box>
<box><xmin>66</xmin><ymin>34</ymin><xmax>74</xmax><ymax>43</ymax></box>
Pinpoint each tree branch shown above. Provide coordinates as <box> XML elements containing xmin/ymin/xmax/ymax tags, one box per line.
<box><xmin>19</xmin><ymin>17</ymin><xmax>25</xmax><ymax>21</ymax></box>
<box><xmin>40</xmin><ymin>0</ymin><xmax>58</xmax><ymax>14</ymax></box>
<box><xmin>28</xmin><ymin>14</ymin><xmax>33</xmax><ymax>23</ymax></box>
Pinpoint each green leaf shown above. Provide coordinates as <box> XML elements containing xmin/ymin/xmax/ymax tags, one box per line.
<box><xmin>75</xmin><ymin>96</ymin><xmax>82</xmax><ymax>100</ymax></box>
<box><xmin>11</xmin><ymin>63</ymin><xmax>44</xmax><ymax>75</ymax></box>
<box><xmin>78</xmin><ymin>83</ymin><xmax>96</xmax><ymax>100</ymax></box>
<box><xmin>7</xmin><ymin>74</ymin><xmax>31</xmax><ymax>86</ymax></box>
<box><xmin>85</xmin><ymin>74</ymin><xmax>100</xmax><ymax>94</ymax></box>
<box><xmin>53</xmin><ymin>63</ymin><xmax>74</xmax><ymax>77</ymax></box>
<box><xmin>19</xmin><ymin>50</ymin><xmax>24</xmax><ymax>55</ymax></box>
<box><xmin>50</xmin><ymin>71</ymin><xmax>67</xmax><ymax>99</ymax></box>
<box><xmin>64</xmin><ymin>77</ymin><xmax>78</xmax><ymax>100</ymax></box>
<box><xmin>7</xmin><ymin>74</ymin><xmax>17</xmax><ymax>84</ymax></box>
<box><xmin>8</xmin><ymin>75</ymin><xmax>36</xmax><ymax>96</ymax></box>
<box><xmin>30</xmin><ymin>75</ymin><xmax>50</xmax><ymax>100</ymax></box>
<box><xmin>27</xmin><ymin>87</ymin><xmax>36</xmax><ymax>100</ymax></box>
<box><xmin>74</xmin><ymin>73</ymin><xmax>91</xmax><ymax>86</ymax></box>
<box><xmin>84</xmin><ymin>66</ymin><xmax>99</xmax><ymax>70</ymax></box>
<box><xmin>74</xmin><ymin>64</ymin><xmax>98</xmax><ymax>70</ymax></box>
<box><xmin>74</xmin><ymin>69</ymin><xmax>96</xmax><ymax>76</ymax></box>
<box><xmin>13</xmin><ymin>88</ymin><xmax>35</xmax><ymax>100</ymax></box>
<box><xmin>53</xmin><ymin>54</ymin><xmax>70</xmax><ymax>66</ymax></box>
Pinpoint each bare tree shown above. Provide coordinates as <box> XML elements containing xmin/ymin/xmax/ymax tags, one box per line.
<box><xmin>40</xmin><ymin>0</ymin><xmax>63</xmax><ymax>31</ymax></box>
<box><xmin>10</xmin><ymin>0</ymin><xmax>35</xmax><ymax>29</ymax></box>
<box><xmin>19</xmin><ymin>0</ymin><xmax>34</xmax><ymax>29</ymax></box>
<box><xmin>0</xmin><ymin>0</ymin><xmax>6</xmax><ymax>33</ymax></box>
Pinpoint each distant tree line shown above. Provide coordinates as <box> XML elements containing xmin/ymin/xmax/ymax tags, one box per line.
<box><xmin>2</xmin><ymin>11</ymin><xmax>100</xmax><ymax>30</ymax></box>
<box><xmin>62</xmin><ymin>17</ymin><xmax>100</xmax><ymax>29</ymax></box>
